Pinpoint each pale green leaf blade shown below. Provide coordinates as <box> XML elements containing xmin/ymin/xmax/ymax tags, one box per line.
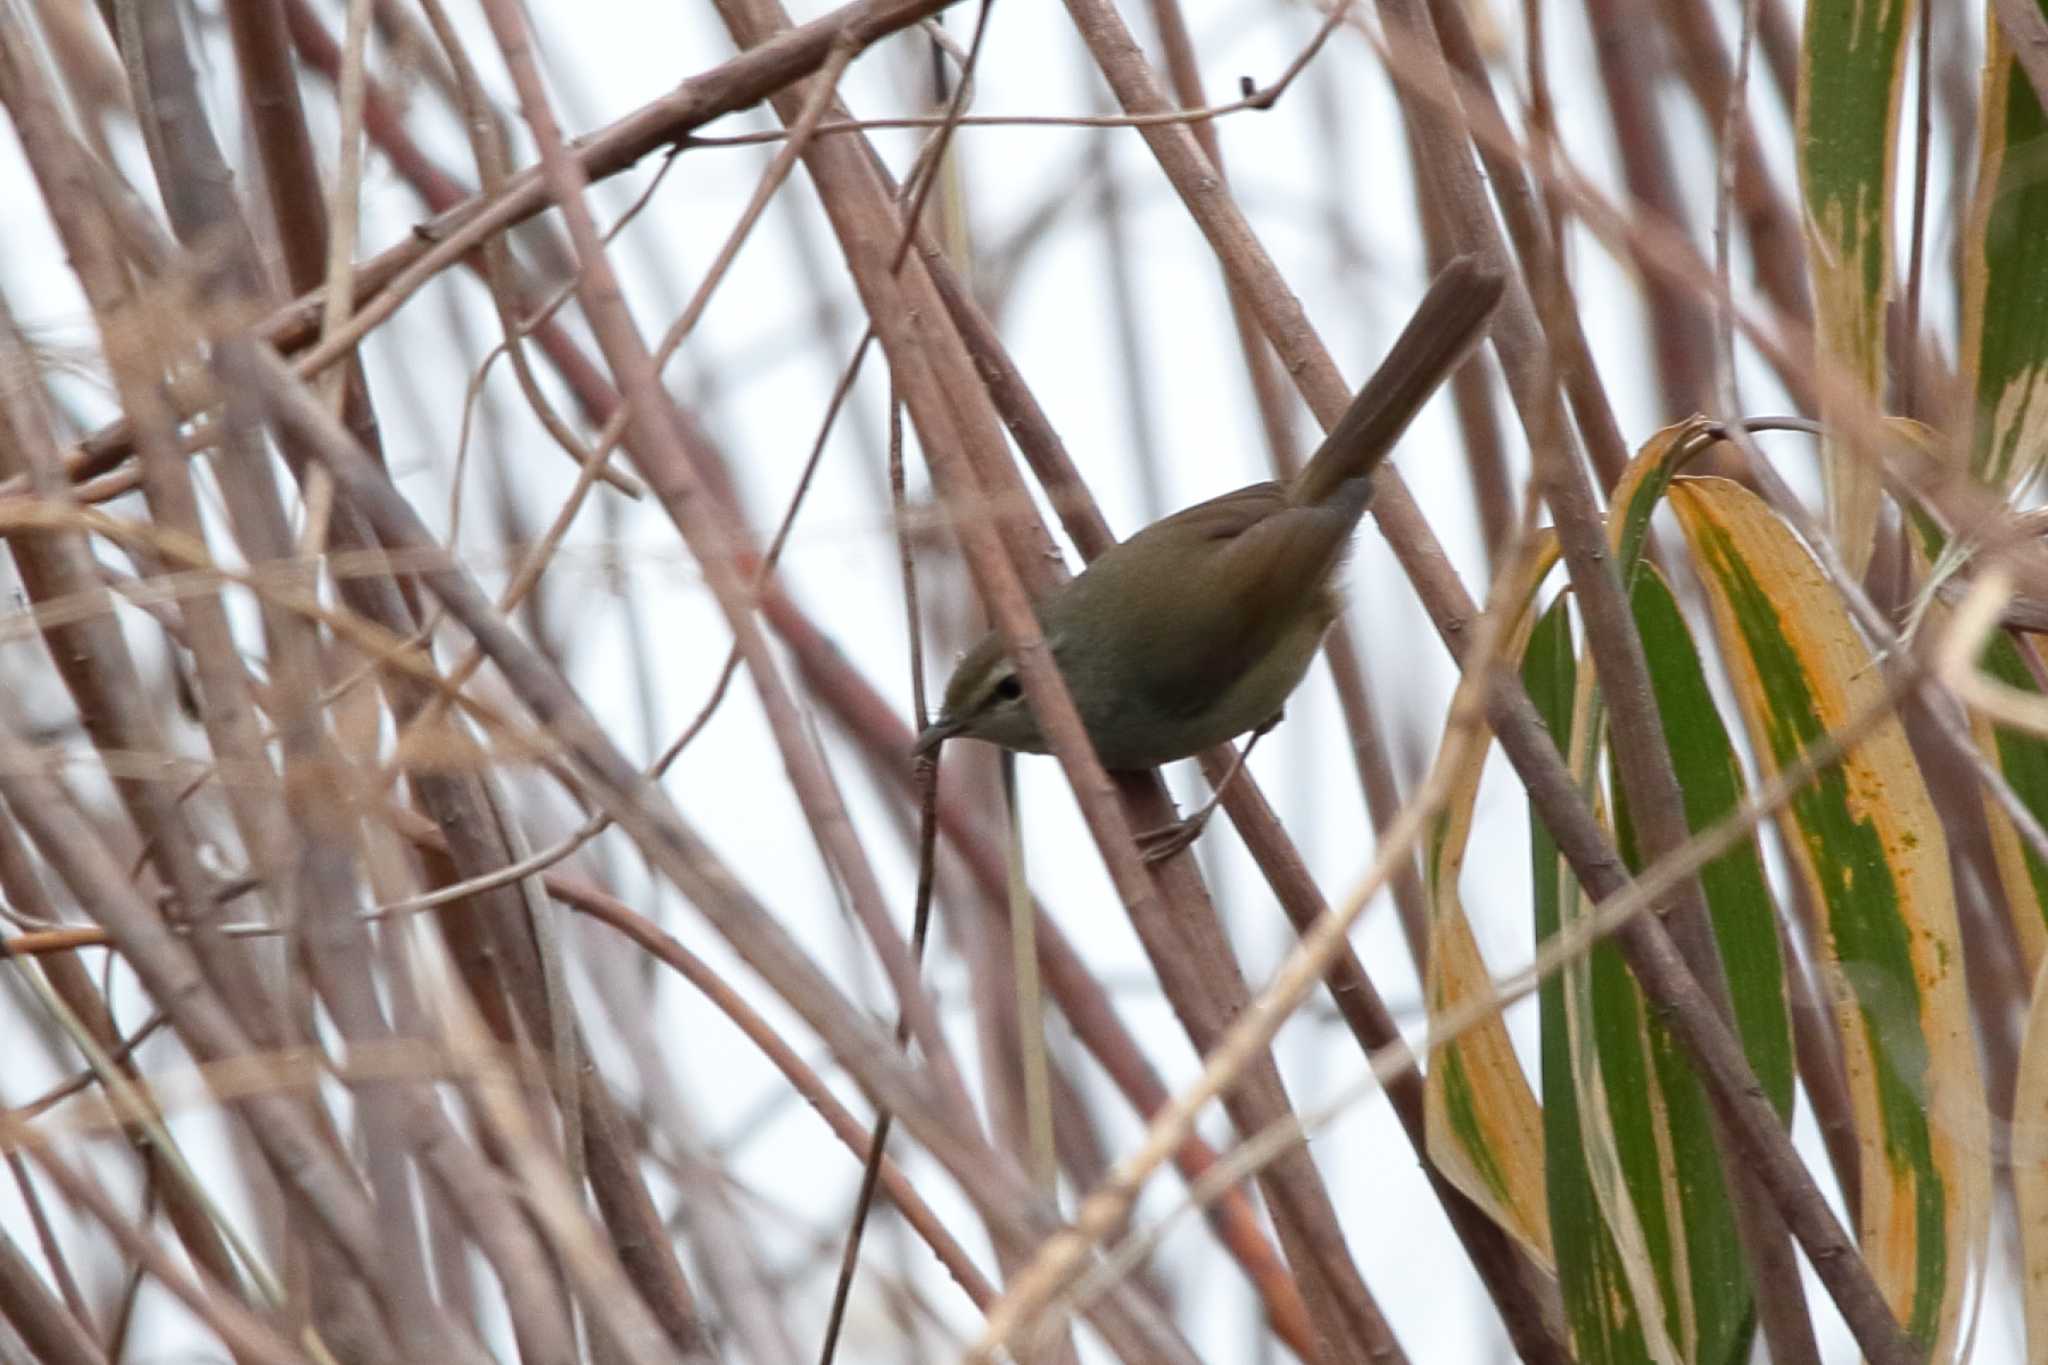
<box><xmin>1798</xmin><ymin>0</ymin><xmax>1915</xmax><ymax>574</ymax></box>
<box><xmin>1962</xmin><ymin>3</ymin><xmax>2048</xmax><ymax>495</ymax></box>
<box><xmin>1672</xmin><ymin>477</ymin><xmax>1989</xmax><ymax>1358</ymax></box>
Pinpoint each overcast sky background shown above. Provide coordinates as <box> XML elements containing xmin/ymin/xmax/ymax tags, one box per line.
<box><xmin>0</xmin><ymin>0</ymin><xmax>2011</xmax><ymax>1359</ymax></box>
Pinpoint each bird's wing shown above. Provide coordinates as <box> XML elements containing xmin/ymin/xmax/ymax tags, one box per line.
<box><xmin>1083</xmin><ymin>483</ymin><xmax>1349</xmax><ymax>721</ymax></box>
<box><xmin>1139</xmin><ymin>483</ymin><xmax>1289</xmax><ymax>543</ymax></box>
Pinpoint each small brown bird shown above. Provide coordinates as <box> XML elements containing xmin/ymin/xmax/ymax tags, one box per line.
<box><xmin>915</xmin><ymin>256</ymin><xmax>1504</xmax><ymax>790</ymax></box>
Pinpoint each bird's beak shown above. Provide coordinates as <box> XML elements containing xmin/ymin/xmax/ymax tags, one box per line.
<box><xmin>911</xmin><ymin>715</ymin><xmax>963</xmax><ymax>758</ymax></box>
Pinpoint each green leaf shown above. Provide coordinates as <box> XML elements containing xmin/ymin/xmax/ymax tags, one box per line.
<box><xmin>1798</xmin><ymin>0</ymin><xmax>1914</xmax><ymax>574</ymax></box>
<box><xmin>1527</xmin><ymin>597</ymin><xmax>1660</xmax><ymax>1364</ymax></box>
<box><xmin>1963</xmin><ymin>1</ymin><xmax>2048</xmax><ymax>494</ymax></box>
<box><xmin>1904</xmin><ymin>497</ymin><xmax>2048</xmax><ymax>972</ymax></box>
<box><xmin>1423</xmin><ymin>541</ymin><xmax>1558</xmax><ymax>1264</ymax></box>
<box><xmin>1672</xmin><ymin>476</ymin><xmax>1989</xmax><ymax>1356</ymax></box>
<box><xmin>1974</xmin><ymin>630</ymin><xmax>2048</xmax><ymax>970</ymax></box>
<box><xmin>1609</xmin><ymin>566</ymin><xmax>1794</xmax><ymax>1365</ymax></box>
<box><xmin>2014</xmin><ymin>961</ymin><xmax>2048</xmax><ymax>1357</ymax></box>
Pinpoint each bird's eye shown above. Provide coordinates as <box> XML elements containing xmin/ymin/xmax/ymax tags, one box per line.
<box><xmin>993</xmin><ymin>675</ymin><xmax>1023</xmax><ymax>702</ymax></box>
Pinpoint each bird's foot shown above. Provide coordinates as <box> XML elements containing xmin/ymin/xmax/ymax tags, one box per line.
<box><xmin>1136</xmin><ymin>808</ymin><xmax>1213</xmax><ymax>864</ymax></box>
<box><xmin>1134</xmin><ymin>720</ymin><xmax>1282</xmax><ymax>864</ymax></box>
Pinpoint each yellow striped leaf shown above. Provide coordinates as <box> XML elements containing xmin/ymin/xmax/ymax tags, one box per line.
<box><xmin>2014</xmin><ymin>958</ymin><xmax>2048</xmax><ymax>1357</ymax></box>
<box><xmin>1527</xmin><ymin>594</ymin><xmax>1664</xmax><ymax>1363</ymax></box>
<box><xmin>1523</xmin><ymin>419</ymin><xmax>1790</xmax><ymax>1363</ymax></box>
<box><xmin>1606</xmin><ymin>566</ymin><xmax>1793</xmax><ymax>1365</ymax></box>
<box><xmin>1672</xmin><ymin>476</ymin><xmax>1988</xmax><ymax>1359</ymax></box>
<box><xmin>1424</xmin><ymin>536</ymin><xmax>1558</xmax><ymax>1265</ymax></box>
<box><xmin>1798</xmin><ymin>0</ymin><xmax>1915</xmax><ymax>575</ymax></box>
<box><xmin>1904</xmin><ymin>503</ymin><xmax>2048</xmax><ymax>976</ymax></box>
<box><xmin>1961</xmin><ymin>0</ymin><xmax>2048</xmax><ymax>495</ymax></box>
<box><xmin>1970</xmin><ymin>631</ymin><xmax>2048</xmax><ymax>975</ymax></box>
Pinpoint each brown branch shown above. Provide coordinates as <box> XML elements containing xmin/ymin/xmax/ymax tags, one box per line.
<box><xmin>1034</xmin><ymin>0</ymin><xmax>1917</xmax><ymax>1352</ymax></box>
<box><xmin>281</xmin><ymin>16</ymin><xmax>1322</xmax><ymax>1339</ymax></box>
<box><xmin>1994</xmin><ymin>0</ymin><xmax>2048</xmax><ymax>115</ymax></box>
<box><xmin>237</xmin><ymin>332</ymin><xmax>1206</xmax><ymax>1363</ymax></box>
<box><xmin>50</xmin><ymin>0</ymin><xmax>972</xmax><ymax>490</ymax></box>
<box><xmin>0</xmin><ymin>812</ymin><xmax>251</xmax><ymax>1345</ymax></box>
<box><xmin>1661</xmin><ymin>0</ymin><xmax>1812</xmax><ymax>337</ymax></box>
<box><xmin>1385</xmin><ymin>3</ymin><xmax>1895</xmax><ymax>1356</ymax></box>
<box><xmin>0</xmin><ymin>700</ymin><xmax>468</xmax><ymax>1360</ymax></box>
<box><xmin>241</xmin><ymin>5</ymin><xmax>720</xmax><ymax>1338</ymax></box>
<box><xmin>129</xmin><ymin>4</ymin><xmax>603</xmax><ymax>1352</ymax></box>
<box><xmin>473</xmin><ymin>0</ymin><xmax>977</xmax><ymax>1137</ymax></box>
<box><xmin>0</xmin><ymin>27</ymin><xmax>441</xmax><ymax>1337</ymax></box>
<box><xmin>775</xmin><ymin>586</ymin><xmax>1326</xmax><ymax>1350</ymax></box>
<box><xmin>19</xmin><ymin>1140</ymin><xmax>301</xmax><ymax>1365</ymax></box>
<box><xmin>1581</xmin><ymin>0</ymin><xmax>1718</xmax><ymax>413</ymax></box>
<box><xmin>725</xmin><ymin>0</ymin><xmax>1404</xmax><ymax>1352</ymax></box>
<box><xmin>0</xmin><ymin>1219</ymin><xmax>105</xmax><ymax>1365</ymax></box>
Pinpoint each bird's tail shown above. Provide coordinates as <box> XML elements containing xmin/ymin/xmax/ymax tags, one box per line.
<box><xmin>1291</xmin><ymin>255</ymin><xmax>1507</xmax><ymax>509</ymax></box>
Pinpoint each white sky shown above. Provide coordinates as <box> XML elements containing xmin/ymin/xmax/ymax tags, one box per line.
<box><xmin>0</xmin><ymin>0</ymin><xmax>2015</xmax><ymax>1360</ymax></box>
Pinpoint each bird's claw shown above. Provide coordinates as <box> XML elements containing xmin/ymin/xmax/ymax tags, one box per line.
<box><xmin>1136</xmin><ymin>808</ymin><xmax>1213</xmax><ymax>864</ymax></box>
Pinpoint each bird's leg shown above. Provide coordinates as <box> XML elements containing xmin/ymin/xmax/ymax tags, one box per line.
<box><xmin>1136</xmin><ymin>715</ymin><xmax>1280</xmax><ymax>864</ymax></box>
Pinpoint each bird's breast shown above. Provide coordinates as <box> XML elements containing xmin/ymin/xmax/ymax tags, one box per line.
<box><xmin>1070</xmin><ymin>587</ymin><xmax>1339</xmax><ymax>769</ymax></box>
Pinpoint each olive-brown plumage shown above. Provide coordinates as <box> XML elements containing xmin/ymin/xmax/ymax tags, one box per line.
<box><xmin>915</xmin><ymin>256</ymin><xmax>1505</xmax><ymax>770</ymax></box>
